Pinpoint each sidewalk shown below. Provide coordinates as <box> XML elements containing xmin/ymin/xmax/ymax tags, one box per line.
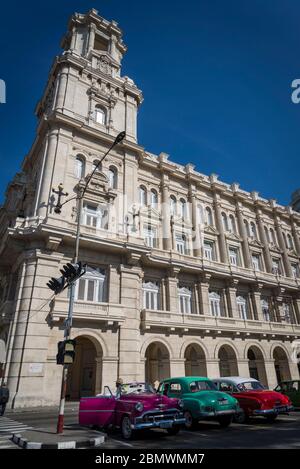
<box><xmin>6</xmin><ymin>401</ymin><xmax>79</xmax><ymax>415</ymax></box>
<box><xmin>12</xmin><ymin>423</ymin><xmax>106</xmax><ymax>449</ymax></box>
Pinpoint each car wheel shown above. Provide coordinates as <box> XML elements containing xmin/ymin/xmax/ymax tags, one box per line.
<box><xmin>218</xmin><ymin>415</ymin><xmax>232</xmax><ymax>428</ymax></box>
<box><xmin>265</xmin><ymin>414</ymin><xmax>277</xmax><ymax>423</ymax></box>
<box><xmin>121</xmin><ymin>415</ymin><xmax>135</xmax><ymax>440</ymax></box>
<box><xmin>234</xmin><ymin>409</ymin><xmax>248</xmax><ymax>424</ymax></box>
<box><xmin>184</xmin><ymin>411</ymin><xmax>197</xmax><ymax>430</ymax></box>
<box><xmin>167</xmin><ymin>426</ymin><xmax>180</xmax><ymax>436</ymax></box>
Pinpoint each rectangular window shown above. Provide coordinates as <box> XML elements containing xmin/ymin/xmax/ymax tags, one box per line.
<box><xmin>292</xmin><ymin>263</ymin><xmax>299</xmax><ymax>279</ymax></box>
<box><xmin>82</xmin><ymin>203</ymin><xmax>107</xmax><ymax>229</ymax></box>
<box><xmin>252</xmin><ymin>254</ymin><xmax>261</xmax><ymax>271</ymax></box>
<box><xmin>272</xmin><ymin>258</ymin><xmax>281</xmax><ymax>275</ymax></box>
<box><xmin>75</xmin><ymin>267</ymin><xmax>106</xmax><ymax>303</ymax></box>
<box><xmin>176</xmin><ymin>234</ymin><xmax>187</xmax><ymax>255</ymax></box>
<box><xmin>229</xmin><ymin>247</ymin><xmax>238</xmax><ymax>266</ymax></box>
<box><xmin>144</xmin><ymin>225</ymin><xmax>156</xmax><ymax>248</ymax></box>
<box><xmin>178</xmin><ymin>288</ymin><xmax>192</xmax><ymax>314</ymax></box>
<box><xmin>143</xmin><ymin>282</ymin><xmax>160</xmax><ymax>310</ymax></box>
<box><xmin>204</xmin><ymin>241</ymin><xmax>214</xmax><ymax>261</ymax></box>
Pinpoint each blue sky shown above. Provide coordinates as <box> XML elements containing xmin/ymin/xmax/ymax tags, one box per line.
<box><xmin>0</xmin><ymin>0</ymin><xmax>299</xmax><ymax>205</ymax></box>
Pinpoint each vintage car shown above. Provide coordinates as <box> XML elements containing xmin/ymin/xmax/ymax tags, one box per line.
<box><xmin>274</xmin><ymin>380</ymin><xmax>300</xmax><ymax>408</ymax></box>
<box><xmin>79</xmin><ymin>381</ymin><xmax>186</xmax><ymax>439</ymax></box>
<box><xmin>157</xmin><ymin>377</ymin><xmax>240</xmax><ymax>429</ymax></box>
<box><xmin>213</xmin><ymin>377</ymin><xmax>293</xmax><ymax>423</ymax></box>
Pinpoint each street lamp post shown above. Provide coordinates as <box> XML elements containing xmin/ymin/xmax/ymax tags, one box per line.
<box><xmin>55</xmin><ymin>131</ymin><xmax>126</xmax><ymax>434</ymax></box>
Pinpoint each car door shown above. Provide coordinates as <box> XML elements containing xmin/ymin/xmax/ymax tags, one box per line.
<box><xmin>166</xmin><ymin>382</ymin><xmax>183</xmax><ymax>399</ymax></box>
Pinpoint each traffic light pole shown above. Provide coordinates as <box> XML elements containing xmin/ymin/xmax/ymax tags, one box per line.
<box><xmin>55</xmin><ymin>132</ymin><xmax>125</xmax><ymax>434</ymax></box>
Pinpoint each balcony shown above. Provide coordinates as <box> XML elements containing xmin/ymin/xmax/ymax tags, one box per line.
<box><xmin>140</xmin><ymin>309</ymin><xmax>300</xmax><ymax>337</ymax></box>
<box><xmin>51</xmin><ymin>298</ymin><xmax>125</xmax><ymax>325</ymax></box>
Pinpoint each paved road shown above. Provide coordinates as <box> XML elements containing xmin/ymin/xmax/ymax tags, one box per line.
<box><xmin>4</xmin><ymin>405</ymin><xmax>300</xmax><ymax>449</ymax></box>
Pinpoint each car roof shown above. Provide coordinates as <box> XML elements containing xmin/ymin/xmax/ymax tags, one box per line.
<box><xmin>161</xmin><ymin>377</ymin><xmax>211</xmax><ymax>383</ymax></box>
<box><xmin>213</xmin><ymin>377</ymin><xmax>259</xmax><ymax>385</ymax></box>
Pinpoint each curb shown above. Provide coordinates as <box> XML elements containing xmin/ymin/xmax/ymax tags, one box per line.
<box><xmin>12</xmin><ymin>433</ymin><xmax>105</xmax><ymax>449</ymax></box>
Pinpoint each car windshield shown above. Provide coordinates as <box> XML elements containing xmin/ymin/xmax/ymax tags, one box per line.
<box><xmin>120</xmin><ymin>382</ymin><xmax>155</xmax><ymax>395</ymax></box>
<box><xmin>236</xmin><ymin>381</ymin><xmax>265</xmax><ymax>392</ymax></box>
<box><xmin>190</xmin><ymin>380</ymin><xmax>217</xmax><ymax>392</ymax></box>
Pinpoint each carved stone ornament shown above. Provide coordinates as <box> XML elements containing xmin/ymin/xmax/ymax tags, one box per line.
<box><xmin>98</xmin><ymin>55</ymin><xmax>112</xmax><ymax>75</ymax></box>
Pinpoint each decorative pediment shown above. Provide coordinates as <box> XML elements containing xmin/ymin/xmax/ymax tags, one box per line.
<box><xmin>225</xmin><ymin>232</ymin><xmax>242</xmax><ymax>242</ymax></box>
<box><xmin>97</xmin><ymin>54</ymin><xmax>113</xmax><ymax>76</ymax></box>
<box><xmin>139</xmin><ymin>205</ymin><xmax>161</xmax><ymax>222</ymax></box>
<box><xmin>248</xmin><ymin>237</ymin><xmax>263</xmax><ymax>249</ymax></box>
<box><xmin>77</xmin><ymin>171</ymin><xmax>116</xmax><ymax>203</ymax></box>
<box><xmin>287</xmin><ymin>248</ymin><xmax>299</xmax><ymax>259</ymax></box>
<box><xmin>269</xmin><ymin>243</ymin><xmax>282</xmax><ymax>254</ymax></box>
<box><xmin>204</xmin><ymin>225</ymin><xmax>219</xmax><ymax>236</ymax></box>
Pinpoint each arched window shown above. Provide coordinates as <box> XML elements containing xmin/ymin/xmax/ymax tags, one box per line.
<box><xmin>108</xmin><ymin>166</ymin><xmax>117</xmax><ymax>189</ymax></box>
<box><xmin>228</xmin><ymin>214</ymin><xmax>236</xmax><ymax>234</ymax></box>
<box><xmin>287</xmin><ymin>234</ymin><xmax>294</xmax><ymax>250</ymax></box>
<box><xmin>95</xmin><ymin>105</ymin><xmax>106</xmax><ymax>125</ymax></box>
<box><xmin>92</xmin><ymin>160</ymin><xmax>101</xmax><ymax>172</ymax></box>
<box><xmin>244</xmin><ymin>220</ymin><xmax>250</xmax><ymax>237</ymax></box>
<box><xmin>151</xmin><ymin>189</ymin><xmax>158</xmax><ymax>209</ymax></box>
<box><xmin>179</xmin><ymin>198</ymin><xmax>187</xmax><ymax>219</ymax></box>
<box><xmin>270</xmin><ymin>228</ymin><xmax>276</xmax><ymax>244</ymax></box>
<box><xmin>206</xmin><ymin>207</ymin><xmax>213</xmax><ymax>226</ymax></box>
<box><xmin>236</xmin><ymin>295</ymin><xmax>248</xmax><ymax>320</ymax></box>
<box><xmin>250</xmin><ymin>222</ymin><xmax>257</xmax><ymax>239</ymax></box>
<box><xmin>75</xmin><ymin>155</ymin><xmax>85</xmax><ymax>179</ymax></box>
<box><xmin>139</xmin><ymin>186</ymin><xmax>147</xmax><ymax>206</ymax></box>
<box><xmin>221</xmin><ymin>212</ymin><xmax>228</xmax><ymax>231</ymax></box>
<box><xmin>170</xmin><ymin>196</ymin><xmax>177</xmax><ymax>216</ymax></box>
<box><xmin>264</xmin><ymin>226</ymin><xmax>270</xmax><ymax>243</ymax></box>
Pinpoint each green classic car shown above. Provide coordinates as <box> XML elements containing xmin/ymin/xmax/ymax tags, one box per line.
<box><xmin>274</xmin><ymin>380</ymin><xmax>300</xmax><ymax>408</ymax></box>
<box><xmin>158</xmin><ymin>377</ymin><xmax>240</xmax><ymax>429</ymax></box>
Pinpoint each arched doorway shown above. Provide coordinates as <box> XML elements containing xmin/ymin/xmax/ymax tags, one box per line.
<box><xmin>66</xmin><ymin>336</ymin><xmax>102</xmax><ymax>400</ymax></box>
<box><xmin>145</xmin><ymin>342</ymin><xmax>170</xmax><ymax>387</ymax></box>
<box><xmin>247</xmin><ymin>346</ymin><xmax>268</xmax><ymax>387</ymax></box>
<box><xmin>273</xmin><ymin>347</ymin><xmax>291</xmax><ymax>384</ymax></box>
<box><xmin>184</xmin><ymin>344</ymin><xmax>207</xmax><ymax>376</ymax></box>
<box><xmin>218</xmin><ymin>345</ymin><xmax>238</xmax><ymax>376</ymax></box>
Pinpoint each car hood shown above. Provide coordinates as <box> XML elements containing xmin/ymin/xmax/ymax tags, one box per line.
<box><xmin>235</xmin><ymin>390</ymin><xmax>290</xmax><ymax>404</ymax></box>
<box><xmin>183</xmin><ymin>390</ymin><xmax>237</xmax><ymax>404</ymax></box>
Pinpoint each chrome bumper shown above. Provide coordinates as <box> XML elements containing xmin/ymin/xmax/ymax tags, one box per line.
<box><xmin>253</xmin><ymin>405</ymin><xmax>293</xmax><ymax>416</ymax></box>
<box><xmin>200</xmin><ymin>409</ymin><xmax>237</xmax><ymax>418</ymax></box>
<box><xmin>133</xmin><ymin>410</ymin><xmax>186</xmax><ymax>430</ymax></box>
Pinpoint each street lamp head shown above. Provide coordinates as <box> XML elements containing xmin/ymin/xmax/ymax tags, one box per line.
<box><xmin>113</xmin><ymin>131</ymin><xmax>126</xmax><ymax>146</ymax></box>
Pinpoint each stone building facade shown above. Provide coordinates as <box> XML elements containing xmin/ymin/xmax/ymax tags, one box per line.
<box><xmin>0</xmin><ymin>9</ymin><xmax>300</xmax><ymax>408</ymax></box>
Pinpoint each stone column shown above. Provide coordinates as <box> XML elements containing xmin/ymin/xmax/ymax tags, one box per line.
<box><xmin>212</xmin><ymin>193</ymin><xmax>228</xmax><ymax>263</ymax></box>
<box><xmin>108</xmin><ymin>265</ymin><xmax>120</xmax><ymax>304</ymax></box>
<box><xmin>264</xmin><ymin>359</ymin><xmax>277</xmax><ymax>389</ymax></box>
<box><xmin>235</xmin><ymin>201</ymin><xmax>251</xmax><ymax>268</ymax></box>
<box><xmin>161</xmin><ymin>277</ymin><xmax>167</xmax><ymax>311</ymax></box>
<box><xmin>250</xmin><ymin>286</ymin><xmax>264</xmax><ymax>321</ymax></box>
<box><xmin>206</xmin><ymin>359</ymin><xmax>220</xmax><ymax>378</ymax></box>
<box><xmin>193</xmin><ymin>282</ymin><xmax>200</xmax><ymax>315</ymax></box>
<box><xmin>55</xmin><ymin>65</ymin><xmax>68</xmax><ymax>111</ymax></box>
<box><xmin>237</xmin><ymin>359</ymin><xmax>250</xmax><ymax>377</ymax></box>
<box><xmin>290</xmin><ymin>214</ymin><xmax>300</xmax><ymax>256</ymax></box>
<box><xmin>226</xmin><ymin>281</ymin><xmax>240</xmax><ymax>319</ymax></box>
<box><xmin>273</xmin><ymin>211</ymin><xmax>293</xmax><ymax>277</ymax></box>
<box><xmin>255</xmin><ymin>207</ymin><xmax>273</xmax><ymax>273</ymax></box>
<box><xmin>161</xmin><ymin>177</ymin><xmax>171</xmax><ymax>251</ymax></box>
<box><xmin>101</xmin><ymin>357</ymin><xmax>118</xmax><ymax>393</ymax></box>
<box><xmin>170</xmin><ymin>359</ymin><xmax>185</xmax><ymax>377</ymax></box>
<box><xmin>87</xmin><ymin>23</ymin><xmax>96</xmax><ymax>54</ymax></box>
<box><xmin>189</xmin><ymin>187</ymin><xmax>201</xmax><ymax>257</ymax></box>
<box><xmin>198</xmin><ymin>275</ymin><xmax>211</xmax><ymax>315</ymax></box>
<box><xmin>166</xmin><ymin>268</ymin><xmax>179</xmax><ymax>313</ymax></box>
<box><xmin>36</xmin><ymin>130</ymin><xmax>59</xmax><ymax>219</ymax></box>
<box><xmin>289</xmin><ymin>360</ymin><xmax>300</xmax><ymax>380</ymax></box>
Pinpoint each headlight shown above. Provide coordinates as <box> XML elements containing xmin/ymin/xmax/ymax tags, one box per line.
<box><xmin>135</xmin><ymin>402</ymin><xmax>144</xmax><ymax>412</ymax></box>
<box><xmin>178</xmin><ymin>399</ymin><xmax>184</xmax><ymax>409</ymax></box>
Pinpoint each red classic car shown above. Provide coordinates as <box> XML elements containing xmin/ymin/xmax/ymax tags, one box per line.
<box><xmin>79</xmin><ymin>381</ymin><xmax>185</xmax><ymax>439</ymax></box>
<box><xmin>213</xmin><ymin>377</ymin><xmax>293</xmax><ymax>423</ymax></box>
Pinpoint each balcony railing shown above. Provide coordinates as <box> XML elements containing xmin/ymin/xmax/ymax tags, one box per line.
<box><xmin>52</xmin><ymin>298</ymin><xmax>125</xmax><ymax>325</ymax></box>
<box><xmin>141</xmin><ymin>309</ymin><xmax>300</xmax><ymax>336</ymax></box>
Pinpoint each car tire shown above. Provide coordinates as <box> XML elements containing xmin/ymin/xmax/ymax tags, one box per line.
<box><xmin>234</xmin><ymin>409</ymin><xmax>248</xmax><ymax>424</ymax></box>
<box><xmin>265</xmin><ymin>414</ymin><xmax>277</xmax><ymax>423</ymax></box>
<box><xmin>121</xmin><ymin>415</ymin><xmax>135</xmax><ymax>440</ymax></box>
<box><xmin>167</xmin><ymin>426</ymin><xmax>180</xmax><ymax>436</ymax></box>
<box><xmin>218</xmin><ymin>415</ymin><xmax>232</xmax><ymax>428</ymax></box>
<box><xmin>184</xmin><ymin>411</ymin><xmax>198</xmax><ymax>430</ymax></box>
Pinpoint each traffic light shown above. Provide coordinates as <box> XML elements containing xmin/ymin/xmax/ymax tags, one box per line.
<box><xmin>46</xmin><ymin>276</ymin><xmax>65</xmax><ymax>294</ymax></box>
<box><xmin>46</xmin><ymin>261</ymin><xmax>85</xmax><ymax>294</ymax></box>
<box><xmin>56</xmin><ymin>339</ymin><xmax>76</xmax><ymax>365</ymax></box>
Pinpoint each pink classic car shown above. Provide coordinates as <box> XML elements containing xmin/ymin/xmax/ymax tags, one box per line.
<box><xmin>79</xmin><ymin>382</ymin><xmax>185</xmax><ymax>439</ymax></box>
